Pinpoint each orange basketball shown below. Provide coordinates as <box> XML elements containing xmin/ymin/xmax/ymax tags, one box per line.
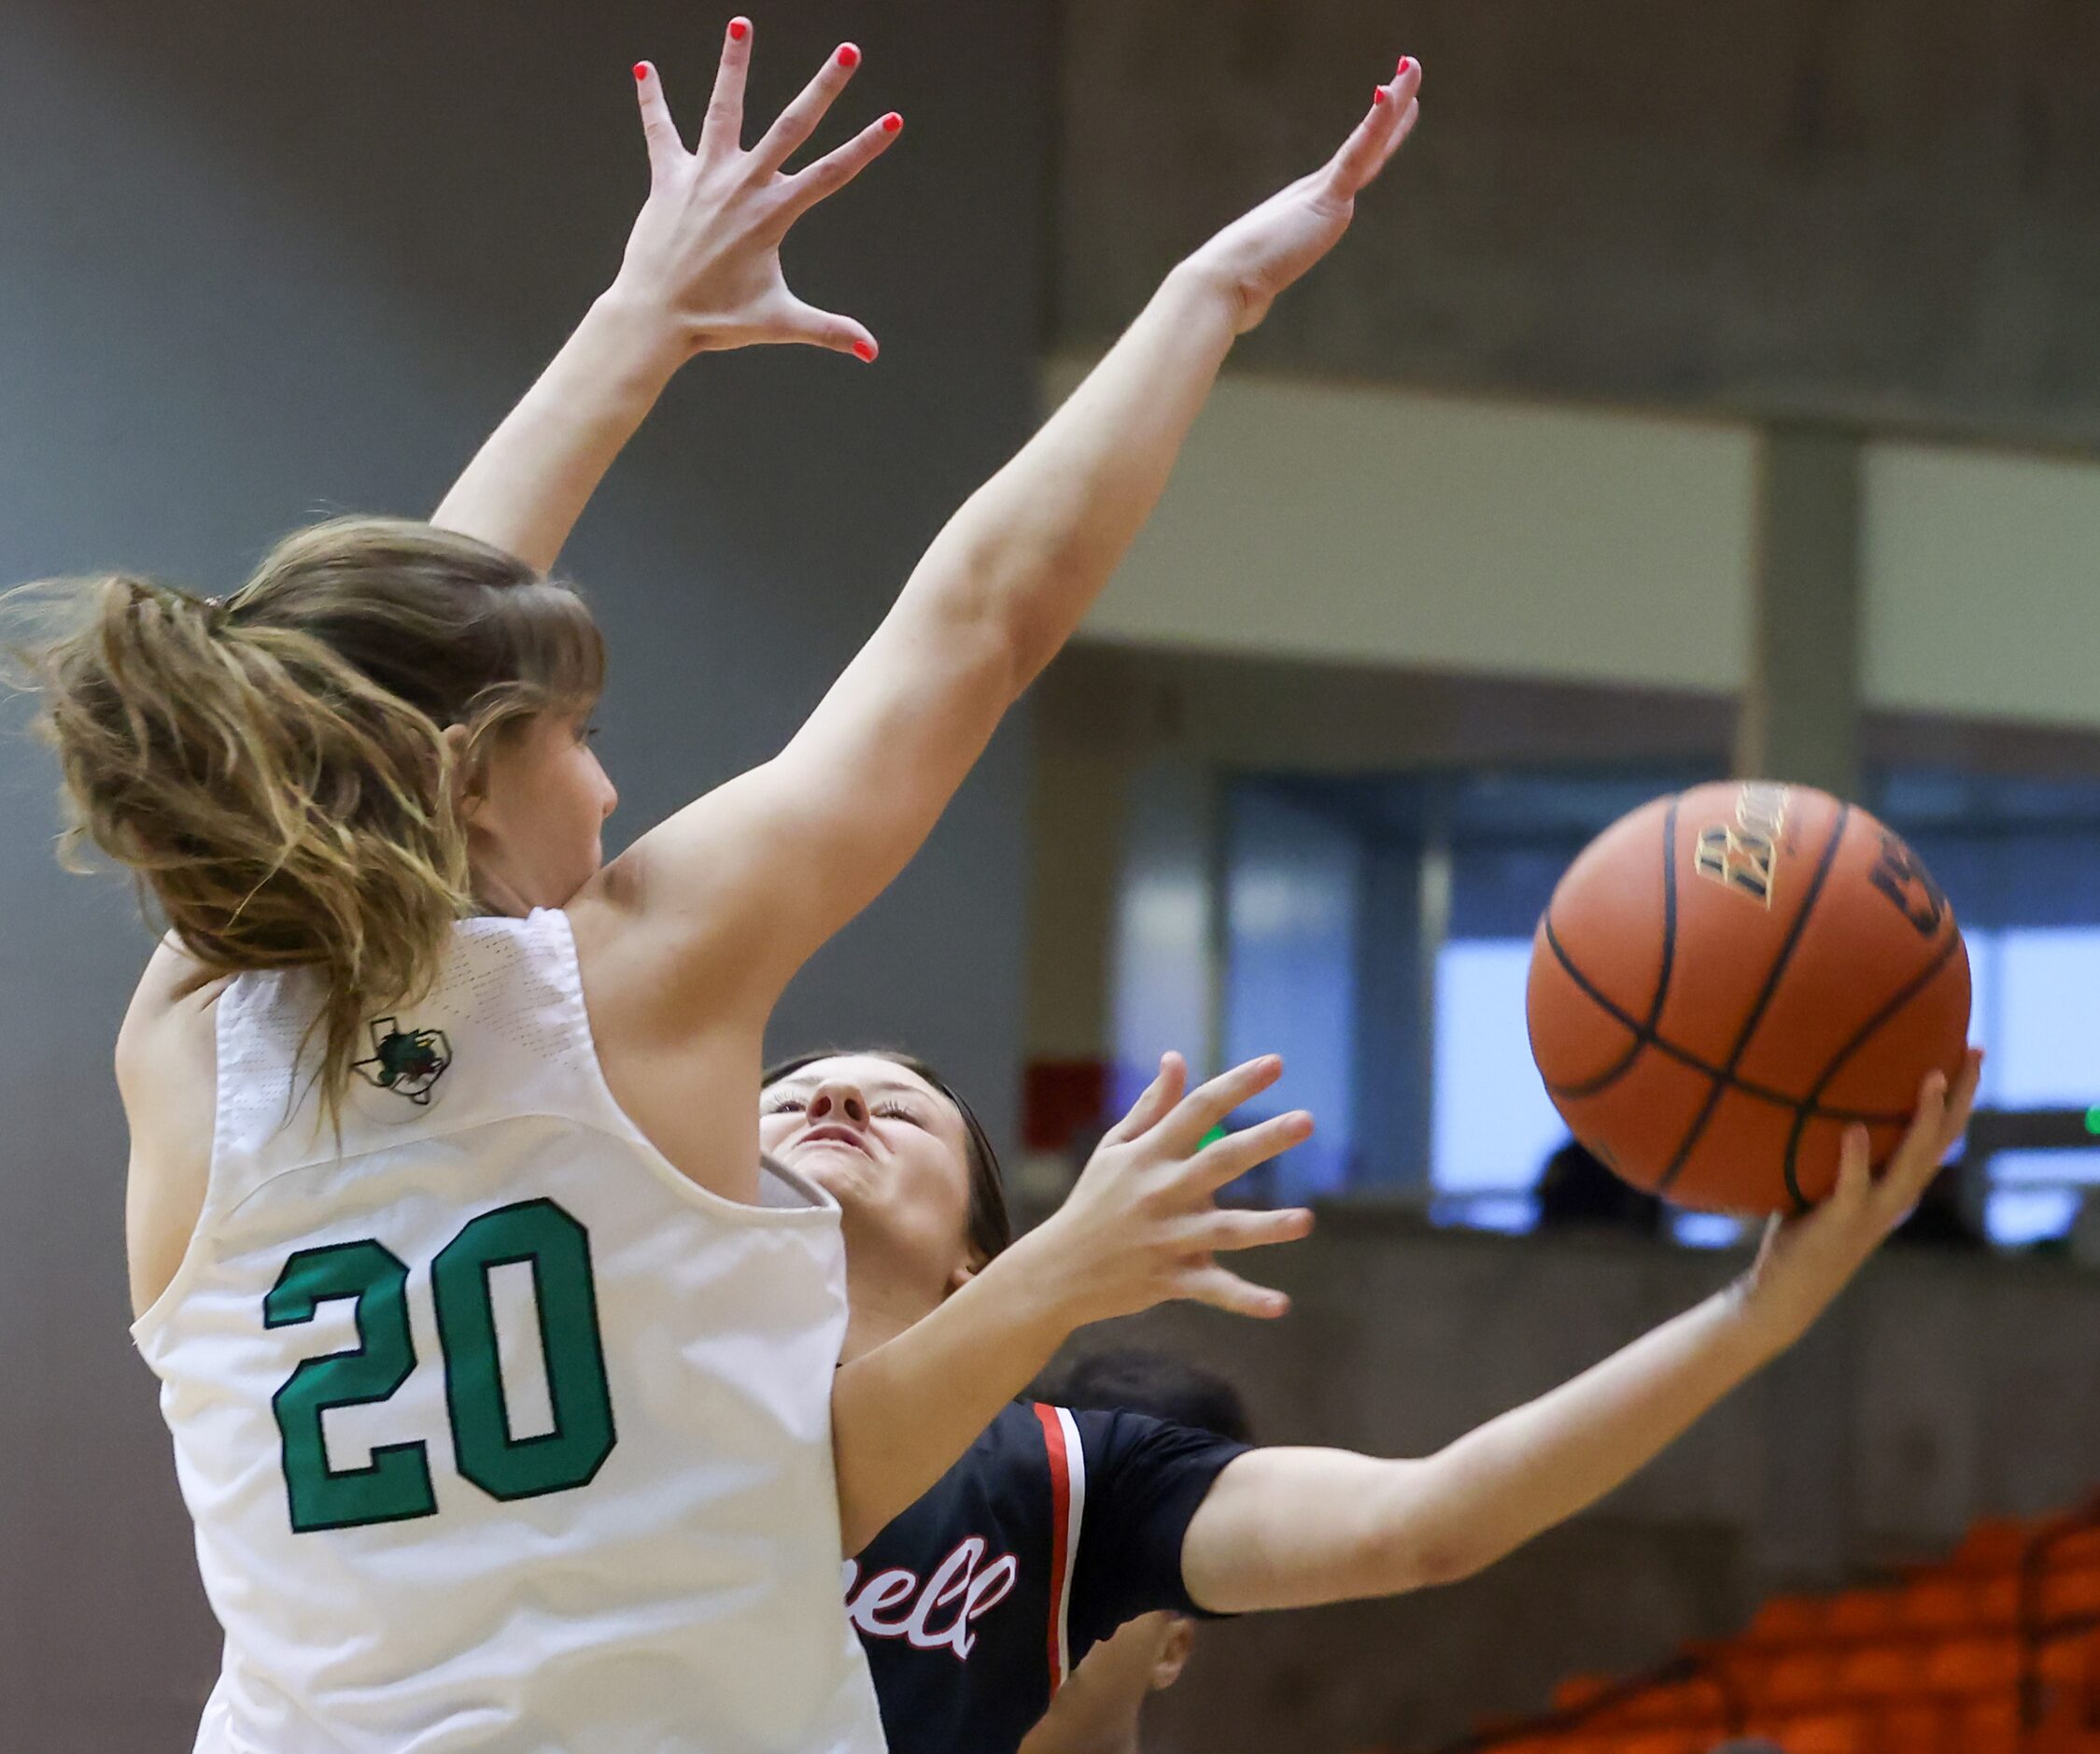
<box><xmin>1526</xmin><ymin>781</ymin><xmax>1971</xmax><ymax>1215</ymax></box>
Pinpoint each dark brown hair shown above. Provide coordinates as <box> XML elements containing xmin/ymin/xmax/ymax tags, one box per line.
<box><xmin>6</xmin><ymin>515</ymin><xmax>605</xmax><ymax>1125</ymax></box>
<box><xmin>762</xmin><ymin>1049</ymin><xmax>1014</xmax><ymax>1265</ymax></box>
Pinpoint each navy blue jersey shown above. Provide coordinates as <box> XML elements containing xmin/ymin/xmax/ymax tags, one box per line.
<box><xmin>845</xmin><ymin>1400</ymin><xmax>1250</xmax><ymax>1754</ymax></box>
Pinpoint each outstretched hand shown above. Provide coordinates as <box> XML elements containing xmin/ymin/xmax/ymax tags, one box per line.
<box><xmin>1737</xmin><ymin>1048</ymin><xmax>1985</xmax><ymax>1351</ymax></box>
<box><xmin>1180</xmin><ymin>56</ymin><xmax>1424</xmax><ymax>334</ymax></box>
<box><xmin>619</xmin><ymin>18</ymin><xmax>901</xmax><ymax>361</ymax></box>
<box><xmin>1027</xmin><ymin>1052</ymin><xmax>1316</xmax><ymax>1326</ymax></box>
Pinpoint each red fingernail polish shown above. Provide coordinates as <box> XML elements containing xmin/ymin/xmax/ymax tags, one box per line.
<box><xmin>1397</xmin><ymin>56</ymin><xmax>1412</xmax><ymax>76</ymax></box>
<box><xmin>853</xmin><ymin>340</ymin><xmax>877</xmax><ymax>362</ymax></box>
<box><xmin>634</xmin><ymin>63</ymin><xmax>649</xmax><ymax>82</ymax></box>
<box><xmin>1372</xmin><ymin>86</ymin><xmax>1388</xmax><ymax>105</ymax></box>
<box><xmin>837</xmin><ymin>43</ymin><xmax>860</xmax><ymax>69</ymax></box>
<box><xmin>728</xmin><ymin>19</ymin><xmax>750</xmax><ymax>41</ymax></box>
<box><xmin>881</xmin><ymin>112</ymin><xmax>903</xmax><ymax>134</ymax></box>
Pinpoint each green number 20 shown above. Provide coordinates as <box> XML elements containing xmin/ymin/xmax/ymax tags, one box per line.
<box><xmin>264</xmin><ymin>1199</ymin><xmax>616</xmax><ymax>1535</ymax></box>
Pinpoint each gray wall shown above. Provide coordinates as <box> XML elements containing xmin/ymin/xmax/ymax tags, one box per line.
<box><xmin>0</xmin><ymin>2</ymin><xmax>1047</xmax><ymax>1744</ymax></box>
<box><xmin>1057</xmin><ymin>0</ymin><xmax>2100</xmax><ymax>446</ymax></box>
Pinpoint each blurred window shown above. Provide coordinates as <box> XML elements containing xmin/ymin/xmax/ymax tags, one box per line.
<box><xmin>1198</xmin><ymin>766</ymin><xmax>2098</xmax><ymax>1247</ymax></box>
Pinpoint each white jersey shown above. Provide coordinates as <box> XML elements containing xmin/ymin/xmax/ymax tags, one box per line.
<box><xmin>133</xmin><ymin>909</ymin><xmax>887</xmax><ymax>1754</ymax></box>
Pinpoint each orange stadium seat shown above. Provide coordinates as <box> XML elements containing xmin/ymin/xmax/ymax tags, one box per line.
<box><xmin>2043</xmin><ymin>1569</ymin><xmax>2100</xmax><ymax>1621</ymax></box>
<box><xmin>1614</xmin><ymin>1676</ymin><xmax>1727</xmax><ymax>1729</ymax></box>
<box><xmin>1833</xmin><ymin>1640</ymin><xmax>1926</xmax><ymax>1701</ymax></box>
<box><xmin>1757</xmin><ymin>1648</ymin><xmax>1840</xmax><ymax>1711</ymax></box>
<box><xmin>1896</xmin><ymin>1570</ymin><xmax>2015</xmax><ymax>1634</ymax></box>
<box><xmin>1922</xmin><ymin>1634</ymin><xmax>2022</xmax><ymax>1698</ymax></box>
<box><xmin>1875</xmin><ymin>1699</ymin><xmax>1957</xmax><ymax>1754</ymax></box>
<box><xmin>1551</xmin><ymin>1675</ymin><xmax>1614</xmax><ymax>1715</ymax></box>
<box><xmin>1956</xmin><ymin>1695</ymin><xmax>2023</xmax><ymax>1747</ymax></box>
<box><xmin>1823</xmin><ymin>1589</ymin><xmax>1902</xmax><ymax>1641</ymax></box>
<box><xmin>1746</xmin><ymin>1593</ymin><xmax>1825</xmax><ymax>1646</ymax></box>
<box><xmin>1473</xmin><ymin>1507</ymin><xmax>2100</xmax><ymax>1754</ymax></box>
<box><xmin>1952</xmin><ymin>1518</ymin><xmax>2032</xmax><ymax>1573</ymax></box>
<box><xmin>1758</xmin><ymin>1709</ymin><xmax>1873</xmax><ymax>1753</ymax></box>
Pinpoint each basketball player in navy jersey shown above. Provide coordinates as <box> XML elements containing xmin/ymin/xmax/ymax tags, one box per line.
<box><xmin>1017</xmin><ymin>1351</ymin><xmax>1256</xmax><ymax>1754</ymax></box>
<box><xmin>760</xmin><ymin>1047</ymin><xmax>1980</xmax><ymax>1754</ymax></box>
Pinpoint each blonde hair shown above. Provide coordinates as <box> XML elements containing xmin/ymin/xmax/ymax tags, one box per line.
<box><xmin>6</xmin><ymin>516</ymin><xmax>605</xmax><ymax>1125</ymax></box>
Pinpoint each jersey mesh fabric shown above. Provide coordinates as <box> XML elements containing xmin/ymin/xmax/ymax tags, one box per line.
<box><xmin>133</xmin><ymin>909</ymin><xmax>885</xmax><ymax>1754</ymax></box>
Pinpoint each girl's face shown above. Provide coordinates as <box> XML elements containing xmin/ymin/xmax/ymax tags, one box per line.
<box><xmin>459</xmin><ymin>710</ymin><xmax>618</xmax><ymax>913</ymax></box>
<box><xmin>760</xmin><ymin>1055</ymin><xmax>980</xmax><ymax>1306</ymax></box>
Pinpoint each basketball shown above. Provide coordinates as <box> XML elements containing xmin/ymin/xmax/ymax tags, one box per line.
<box><xmin>1526</xmin><ymin>781</ymin><xmax>1971</xmax><ymax>1215</ymax></box>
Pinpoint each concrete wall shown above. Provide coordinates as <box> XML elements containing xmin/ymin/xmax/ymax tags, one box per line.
<box><xmin>1056</xmin><ymin>0</ymin><xmax>2100</xmax><ymax>446</ymax></box>
<box><xmin>1046</xmin><ymin>360</ymin><xmax>1759</xmax><ymax>695</ymax></box>
<box><xmin>1864</xmin><ymin>442</ymin><xmax>2100</xmax><ymax>728</ymax></box>
<box><xmin>1074</xmin><ymin>1220</ymin><xmax>2100</xmax><ymax>1753</ymax></box>
<box><xmin>1046</xmin><ymin>361</ymin><xmax>2100</xmax><ymax>732</ymax></box>
<box><xmin>0</xmin><ymin>2</ymin><xmax>1048</xmax><ymax>1745</ymax></box>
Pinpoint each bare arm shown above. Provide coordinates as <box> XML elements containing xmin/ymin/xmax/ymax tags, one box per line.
<box><xmin>431</xmin><ymin>293</ymin><xmax>688</xmax><ymax>573</ymax></box>
<box><xmin>433</xmin><ymin>24</ymin><xmax>895</xmax><ymax>571</ymax></box>
<box><xmin>612</xmin><ymin>61</ymin><xmax>1429</xmax><ymax>1017</ymax></box>
<box><xmin>1181</xmin><ymin>1057</ymin><xmax>1981</xmax><ymax>1612</ymax></box>
<box><xmin>834</xmin><ymin>1054</ymin><xmax>1316</xmax><ymax>1554</ymax></box>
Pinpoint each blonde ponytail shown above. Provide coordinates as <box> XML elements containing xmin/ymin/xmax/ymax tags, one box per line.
<box><xmin>7</xmin><ymin>517</ymin><xmax>605</xmax><ymax>1126</ymax></box>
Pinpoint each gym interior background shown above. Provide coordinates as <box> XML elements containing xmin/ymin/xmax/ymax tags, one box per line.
<box><xmin>3</xmin><ymin>3</ymin><xmax>2096</xmax><ymax>1750</ymax></box>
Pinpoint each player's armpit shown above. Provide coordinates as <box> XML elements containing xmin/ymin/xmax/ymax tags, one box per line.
<box><xmin>1177</xmin><ymin>1447</ymin><xmax>1467</xmax><ymax>1615</ymax></box>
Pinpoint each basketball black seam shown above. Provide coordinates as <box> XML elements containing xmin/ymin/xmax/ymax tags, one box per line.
<box><xmin>1552</xmin><ymin>797</ymin><xmax>1682</xmax><ymax>1101</ymax></box>
<box><xmin>1654</xmin><ymin>801</ymin><xmax>1852</xmax><ymax>1196</ymax></box>
<box><xmin>1780</xmin><ymin>927</ymin><xmax>1966</xmax><ymax>1211</ymax></box>
<box><xmin>1542</xmin><ymin>913</ymin><xmax>1914</xmax><ymax>1126</ymax></box>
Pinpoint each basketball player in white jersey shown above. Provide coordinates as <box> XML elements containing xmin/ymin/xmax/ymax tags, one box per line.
<box><xmin>8</xmin><ymin>23</ymin><xmax>1425</xmax><ymax>1754</ymax></box>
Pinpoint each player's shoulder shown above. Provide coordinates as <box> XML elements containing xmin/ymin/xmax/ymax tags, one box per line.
<box><xmin>862</xmin><ymin>1402</ymin><xmax>1060</xmax><ymax>1564</ymax></box>
<box><xmin>116</xmin><ymin>935</ymin><xmax>223</xmax><ymax>1084</ymax></box>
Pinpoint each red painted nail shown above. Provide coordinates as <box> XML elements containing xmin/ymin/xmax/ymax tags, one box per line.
<box><xmin>634</xmin><ymin>63</ymin><xmax>649</xmax><ymax>83</ymax></box>
<box><xmin>837</xmin><ymin>43</ymin><xmax>861</xmax><ymax>69</ymax></box>
<box><xmin>1372</xmin><ymin>86</ymin><xmax>1388</xmax><ymax>106</ymax></box>
<box><xmin>1397</xmin><ymin>56</ymin><xmax>1412</xmax><ymax>76</ymax></box>
<box><xmin>881</xmin><ymin>112</ymin><xmax>903</xmax><ymax>134</ymax></box>
<box><xmin>852</xmin><ymin>340</ymin><xmax>878</xmax><ymax>363</ymax></box>
<box><xmin>728</xmin><ymin>18</ymin><xmax>750</xmax><ymax>42</ymax></box>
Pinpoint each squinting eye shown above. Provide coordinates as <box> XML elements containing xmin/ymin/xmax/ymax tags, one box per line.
<box><xmin>874</xmin><ymin>1103</ymin><xmax>922</xmax><ymax>1125</ymax></box>
<box><xmin>764</xmin><ymin>1097</ymin><xmax>806</xmax><ymax>1115</ymax></box>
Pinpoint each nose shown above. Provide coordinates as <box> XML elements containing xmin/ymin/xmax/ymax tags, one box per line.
<box><xmin>806</xmin><ymin>1082</ymin><xmax>869</xmax><ymax>1127</ymax></box>
<box><xmin>599</xmin><ymin>771</ymin><xmax>619</xmax><ymax>822</ymax></box>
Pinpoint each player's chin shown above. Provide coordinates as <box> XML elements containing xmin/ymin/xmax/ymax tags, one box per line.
<box><xmin>793</xmin><ymin>1148</ymin><xmax>876</xmax><ymax>1203</ymax></box>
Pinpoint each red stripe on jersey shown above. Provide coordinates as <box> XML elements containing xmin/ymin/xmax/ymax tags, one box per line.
<box><xmin>1034</xmin><ymin>1402</ymin><xmax>1075</xmax><ymax>1694</ymax></box>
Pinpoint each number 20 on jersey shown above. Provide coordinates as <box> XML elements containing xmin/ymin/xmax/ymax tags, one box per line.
<box><xmin>265</xmin><ymin>1198</ymin><xmax>617</xmax><ymax>1534</ymax></box>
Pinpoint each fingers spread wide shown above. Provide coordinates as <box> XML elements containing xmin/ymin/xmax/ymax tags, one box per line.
<box><xmin>699</xmin><ymin>17</ymin><xmax>754</xmax><ymax>156</ymax></box>
<box><xmin>778</xmin><ymin>108</ymin><xmax>906</xmax><ymax>223</ymax></box>
<box><xmin>634</xmin><ymin>63</ymin><xmax>688</xmax><ymax>176</ymax></box>
<box><xmin>752</xmin><ymin>42</ymin><xmax>862</xmax><ymax>177</ymax></box>
<box><xmin>1102</xmin><ymin>1052</ymin><xmax>1188</xmax><ymax>1148</ymax></box>
<box><xmin>1178</xmin><ymin>1261</ymin><xmax>1291</xmax><ymax>1320</ymax></box>
<box><xmin>1153</xmin><ymin>1054</ymin><xmax>1285</xmax><ymax>1154</ymax></box>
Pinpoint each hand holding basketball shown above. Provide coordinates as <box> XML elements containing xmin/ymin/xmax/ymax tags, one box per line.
<box><xmin>1178</xmin><ymin>57</ymin><xmax>1423</xmax><ymax>334</ymax></box>
<box><xmin>1529</xmin><ymin>784</ymin><xmax>1974</xmax><ymax>1214</ymax></box>
<box><xmin>1733</xmin><ymin>1049</ymin><xmax>1982</xmax><ymax>1354</ymax></box>
<box><xmin>619</xmin><ymin>20</ymin><xmax>900</xmax><ymax>361</ymax></box>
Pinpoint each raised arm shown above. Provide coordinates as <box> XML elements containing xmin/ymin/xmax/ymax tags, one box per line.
<box><xmin>611</xmin><ymin>57</ymin><xmax>1428</xmax><ymax>1014</ymax></box>
<box><xmin>1179</xmin><ymin>1054</ymin><xmax>1981</xmax><ymax>1613</ymax></box>
<box><xmin>833</xmin><ymin>1054</ymin><xmax>1316</xmax><ymax>1554</ymax></box>
<box><xmin>433</xmin><ymin>20</ymin><xmax>898</xmax><ymax>570</ymax></box>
